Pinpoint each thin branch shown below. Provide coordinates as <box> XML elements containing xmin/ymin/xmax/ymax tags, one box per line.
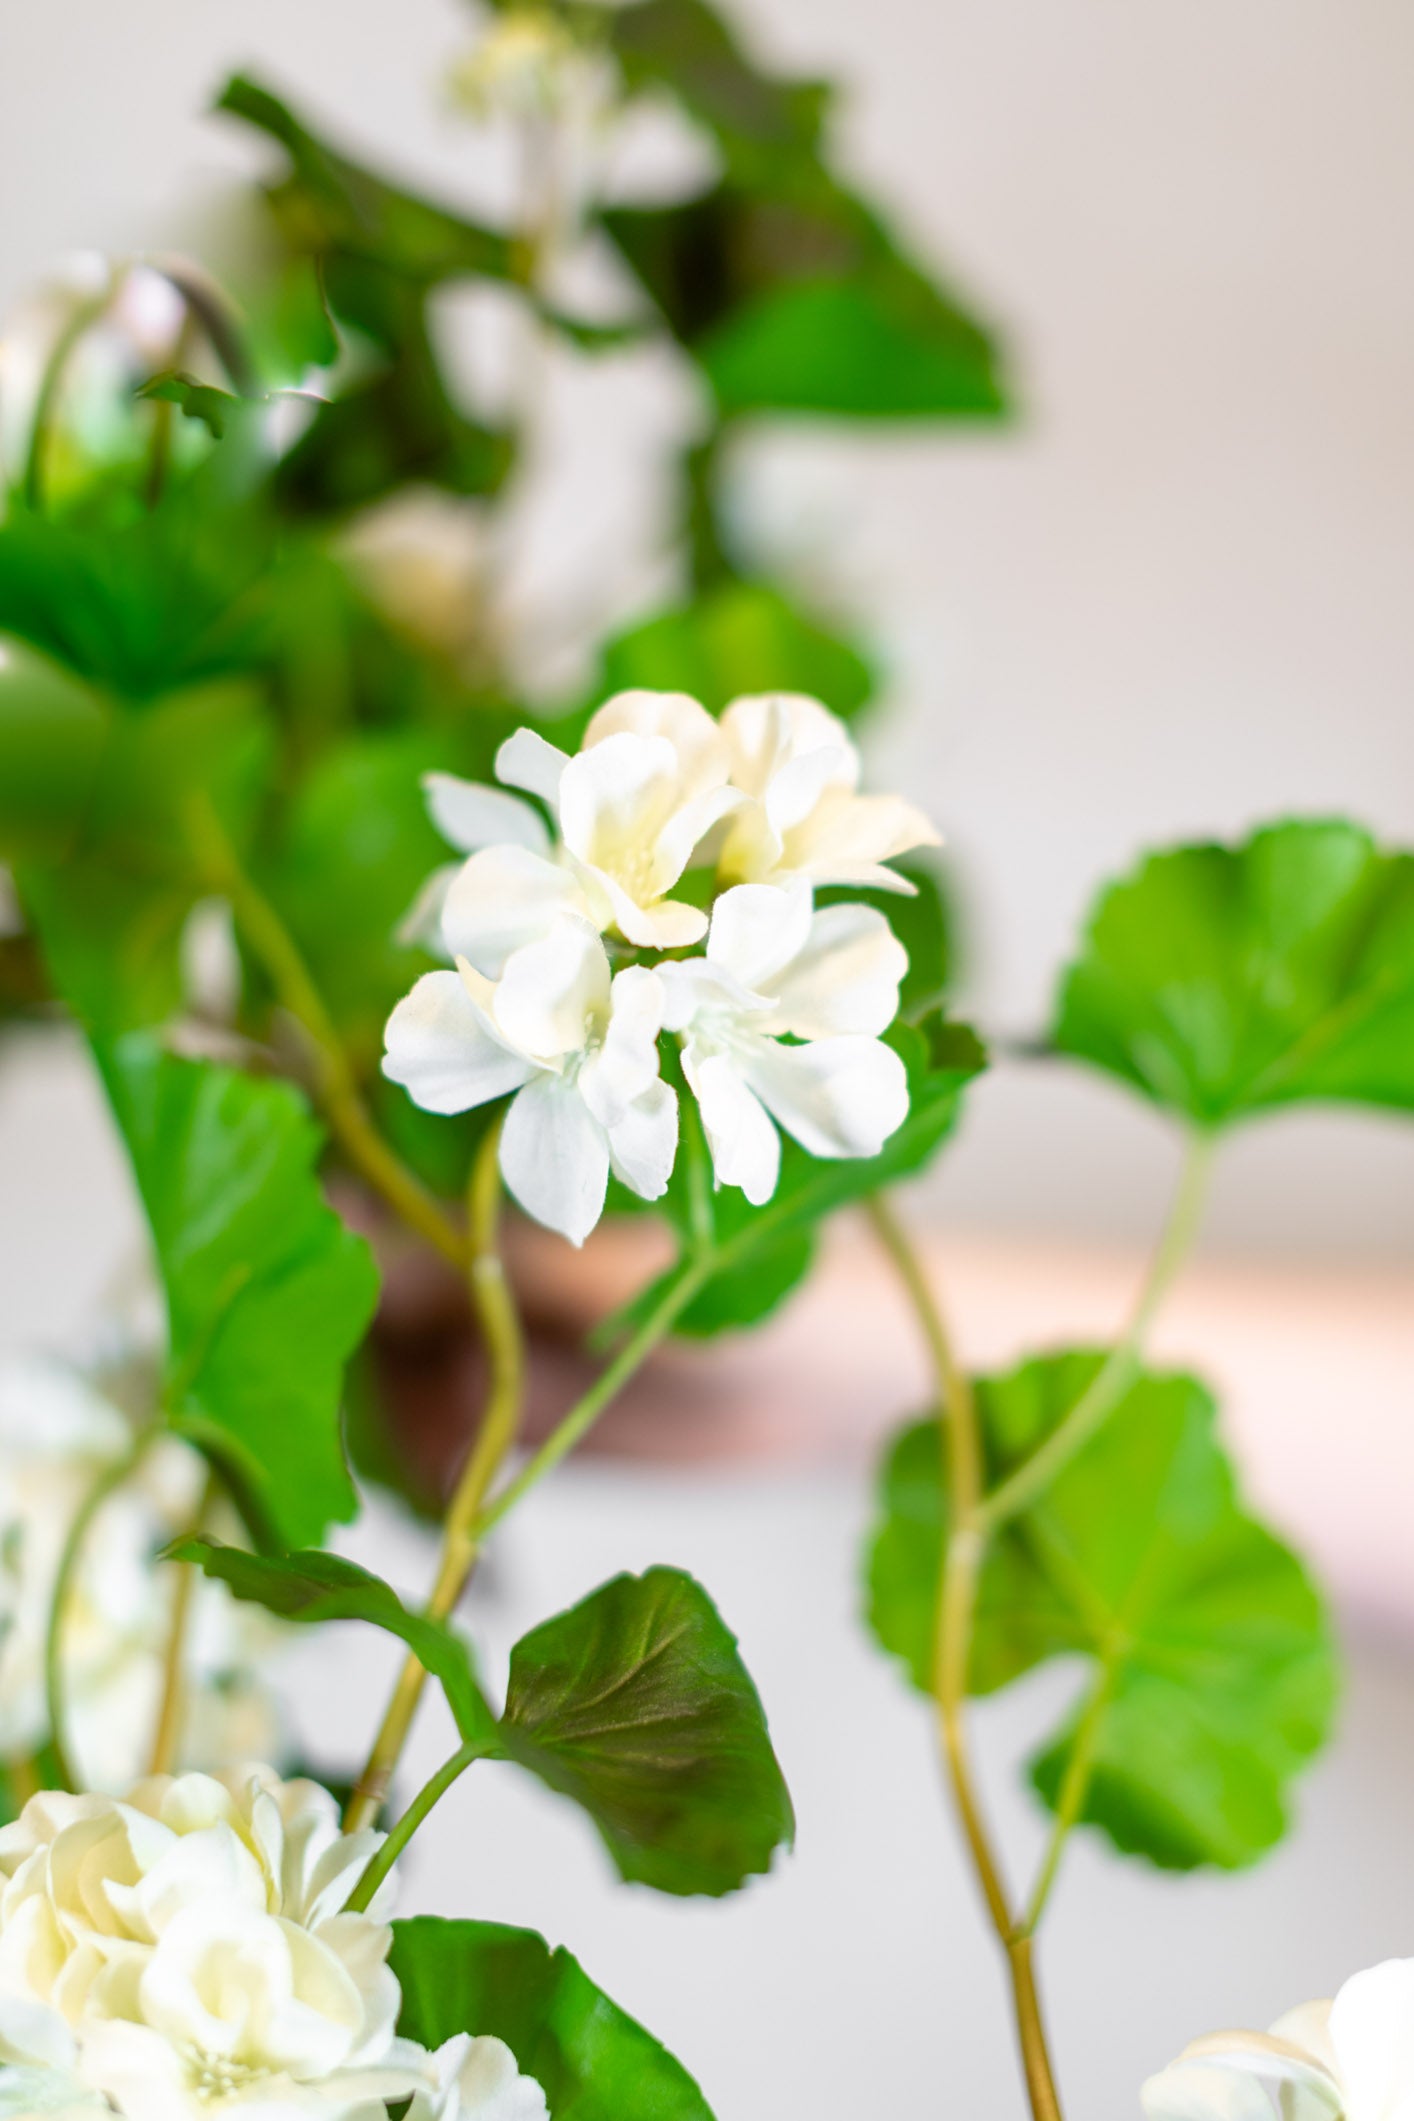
<box><xmin>980</xmin><ymin>1130</ymin><xmax>1214</xmax><ymax>1531</ymax></box>
<box><xmin>344</xmin><ymin>1120</ymin><xmax>524</xmax><ymax>1833</ymax></box>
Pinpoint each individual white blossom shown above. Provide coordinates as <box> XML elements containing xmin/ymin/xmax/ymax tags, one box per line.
<box><xmin>715</xmin><ymin>691</ymin><xmax>940</xmax><ymax>893</ymax></box>
<box><xmin>660</xmin><ymin>881</ymin><xmax>909</xmax><ymax>1205</ymax></box>
<box><xmin>0</xmin><ymin>1357</ymin><xmax>281</xmax><ymax>1793</ymax></box>
<box><xmin>415</xmin><ymin>691</ymin><xmax>742</xmax><ymax>967</ymax></box>
<box><xmin>1141</xmin><ymin>1957</ymin><xmax>1414</xmax><ymax>2119</ymax></box>
<box><xmin>408</xmin><ymin>2034</ymin><xmax>549</xmax><ymax>2121</ymax></box>
<box><xmin>0</xmin><ymin>1768</ymin><xmax>423</xmax><ymax>2121</ymax></box>
<box><xmin>384</xmin><ymin>919</ymin><xmax>677</xmax><ymax>1244</ymax></box>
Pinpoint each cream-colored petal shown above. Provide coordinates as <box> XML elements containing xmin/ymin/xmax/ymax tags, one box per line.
<box><xmin>705</xmin><ymin>882</ymin><xmax>812</xmax><ymax>995</ymax></box>
<box><xmin>585</xmin><ymin>689</ymin><xmax>727</xmax><ymax>796</ymax></box>
<box><xmin>1141</xmin><ymin>2053</ymin><xmax>1337</xmax><ymax>2121</ymax></box>
<box><xmin>585</xmin><ymin>865</ymin><xmax>708</xmax><ymax>951</ymax></box>
<box><xmin>499</xmin><ymin>1075</ymin><xmax>610</xmax><ymax>1245</ymax></box>
<box><xmin>493</xmin><ymin>922</ymin><xmax>610</xmax><ymax>1064</ymax></box>
<box><xmin>786</xmin><ymin>790</ymin><xmax>940</xmax><ymax>882</ymax></box>
<box><xmin>1329</xmin><ymin>1958</ymin><xmax>1414</xmax><ymax>2118</ymax></box>
<box><xmin>422</xmin><ymin>772</ymin><xmax>550</xmax><ymax>856</ymax></box>
<box><xmin>649</xmin><ymin>782</ymin><xmax>745</xmax><ymax>893</ymax></box>
<box><xmin>743</xmin><ymin>1035</ymin><xmax>908</xmax><ymax>1161</ymax></box>
<box><xmin>769</xmin><ymin>903</ymin><xmax>907</xmax><ymax>1040</ymax></box>
<box><xmin>719</xmin><ymin>692</ymin><xmax>853</xmax><ymax>798</ymax></box>
<box><xmin>556</xmin><ymin>733</ymin><xmax>679</xmax><ymax>872</ymax></box>
<box><xmin>441</xmin><ymin>846</ymin><xmax>593</xmax><ymax>978</ymax></box>
<box><xmin>383</xmin><ymin>972</ymin><xmax>531</xmax><ymax>1114</ymax></box>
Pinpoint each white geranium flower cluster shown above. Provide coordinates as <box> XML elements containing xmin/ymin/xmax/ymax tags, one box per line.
<box><xmin>0</xmin><ymin>1357</ymin><xmax>280</xmax><ymax>1794</ymax></box>
<box><xmin>383</xmin><ymin>690</ymin><xmax>940</xmax><ymax>1243</ymax></box>
<box><xmin>1142</xmin><ymin>1957</ymin><xmax>1414</xmax><ymax>2119</ymax></box>
<box><xmin>0</xmin><ymin>1767</ymin><xmax>547</xmax><ymax>2121</ymax></box>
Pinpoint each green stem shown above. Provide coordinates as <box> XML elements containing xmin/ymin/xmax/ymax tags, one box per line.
<box><xmin>468</xmin><ymin>1254</ymin><xmax>710</xmax><ymax>1545</ymax></box>
<box><xmin>190</xmin><ymin>797</ymin><xmax>466</xmax><ymax>1273</ymax></box>
<box><xmin>23</xmin><ymin>281</ymin><xmax>114</xmax><ymax>513</ymax></box>
<box><xmin>344</xmin><ymin>1123</ymin><xmax>524</xmax><ymax>1834</ymax></box>
<box><xmin>979</xmin><ymin>1130</ymin><xmax>1215</xmax><ymax>1531</ymax></box>
<box><xmin>1020</xmin><ymin>1663</ymin><xmax>1114</xmax><ymax>1936</ymax></box>
<box><xmin>148</xmin><ymin>1467</ymin><xmax>219</xmax><ymax>1777</ymax></box>
<box><xmin>45</xmin><ymin>1426</ymin><xmax>158</xmax><ymax>1791</ymax></box>
<box><xmin>868</xmin><ymin>1195</ymin><xmax>1064</xmax><ymax>2121</ymax></box>
<box><xmin>346</xmin><ymin>1739</ymin><xmax>484</xmax><ymax>1913</ymax></box>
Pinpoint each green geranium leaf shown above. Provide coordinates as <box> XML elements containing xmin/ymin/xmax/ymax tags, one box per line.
<box><xmin>595</xmin><ymin>579</ymin><xmax>875</xmax><ymax>719</ymax></box>
<box><xmin>391</xmin><ymin>1917</ymin><xmax>714</xmax><ymax>2121</ymax></box>
<box><xmin>94</xmin><ymin>1035</ymin><xmax>379</xmax><ymax>1548</ymax></box>
<box><xmin>611</xmin><ymin>1015</ymin><xmax>983</xmax><ymax>1339</ymax></box>
<box><xmin>171</xmin><ymin>1538</ymin><xmax>496</xmax><ymax>1746</ymax></box>
<box><xmin>500</xmin><ymin>1567</ymin><xmax>793</xmax><ymax>1896</ymax></box>
<box><xmin>137</xmin><ymin>372</ymin><xmax>249</xmax><ymax>443</ymax></box>
<box><xmin>1054</xmin><ymin>818</ymin><xmax>1414</xmax><ymax>1125</ymax></box>
<box><xmin>865</xmin><ymin>1354</ymin><xmax>1338</xmax><ymax>1869</ymax></box>
<box><xmin>18</xmin><ymin>681</ymin><xmax>270</xmax><ymax>1033</ymax></box>
<box><xmin>606</xmin><ymin>0</ymin><xmax>828</xmax><ymax>164</ymax></box>
<box><xmin>216</xmin><ymin>75</ymin><xmax>516</xmax><ymax>286</ymax></box>
<box><xmin>0</xmin><ymin>645</ymin><xmax>107</xmax><ymax>863</ymax></box>
<box><xmin>605</xmin><ymin>176</ymin><xmax>1007</xmax><ymax>421</ymax></box>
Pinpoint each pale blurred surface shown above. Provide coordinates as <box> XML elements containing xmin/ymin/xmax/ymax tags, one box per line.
<box><xmin>2</xmin><ymin>0</ymin><xmax>1412</xmax><ymax>1252</ymax></box>
<box><xmin>4</xmin><ymin>1029</ymin><xmax>1414</xmax><ymax>2117</ymax></box>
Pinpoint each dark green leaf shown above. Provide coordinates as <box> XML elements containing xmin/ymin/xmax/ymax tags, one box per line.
<box><xmin>216</xmin><ymin>75</ymin><xmax>516</xmax><ymax>287</ymax></box>
<box><xmin>865</xmin><ymin>1354</ymin><xmax>1338</xmax><ymax>1869</ymax></box>
<box><xmin>93</xmin><ymin>1035</ymin><xmax>379</xmax><ymax>1547</ymax></box>
<box><xmin>1054</xmin><ymin>818</ymin><xmax>1414</xmax><ymax>1125</ymax></box>
<box><xmin>137</xmin><ymin>372</ymin><xmax>247</xmax><ymax>442</ymax></box>
<box><xmin>500</xmin><ymin>1567</ymin><xmax>793</xmax><ymax>1896</ymax></box>
<box><xmin>0</xmin><ymin>646</ymin><xmax>107</xmax><ymax>863</ymax></box>
<box><xmin>391</xmin><ymin>1916</ymin><xmax>714</xmax><ymax>2121</ymax></box>
<box><xmin>606</xmin><ymin>0</ymin><xmax>829</xmax><ymax>164</ymax></box>
<box><xmin>596</xmin><ymin>579</ymin><xmax>875</xmax><ymax>719</ymax></box>
<box><xmin>18</xmin><ymin>681</ymin><xmax>270</xmax><ymax>1033</ymax></box>
<box><xmin>171</xmin><ymin>1538</ymin><xmax>496</xmax><ymax>1746</ymax></box>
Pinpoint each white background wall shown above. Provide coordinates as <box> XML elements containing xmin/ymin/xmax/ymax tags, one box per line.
<box><xmin>2</xmin><ymin>0</ymin><xmax>1412</xmax><ymax>1264</ymax></box>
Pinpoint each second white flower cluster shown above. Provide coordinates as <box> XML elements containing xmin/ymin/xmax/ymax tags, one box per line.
<box><xmin>383</xmin><ymin>689</ymin><xmax>939</xmax><ymax>1243</ymax></box>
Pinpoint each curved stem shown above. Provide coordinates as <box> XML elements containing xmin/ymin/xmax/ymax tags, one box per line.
<box><xmin>867</xmin><ymin>1194</ymin><xmax>1064</xmax><ymax>2121</ymax></box>
<box><xmin>23</xmin><ymin>281</ymin><xmax>115</xmax><ymax>513</ymax></box>
<box><xmin>45</xmin><ymin>1427</ymin><xmax>158</xmax><ymax>1792</ymax></box>
<box><xmin>191</xmin><ymin>798</ymin><xmax>466</xmax><ymax>1272</ymax></box>
<box><xmin>148</xmin><ymin>1467</ymin><xmax>219</xmax><ymax>1777</ymax></box>
<box><xmin>468</xmin><ymin>1254</ymin><xmax>710</xmax><ymax>1545</ymax></box>
<box><xmin>345</xmin><ymin>1738</ymin><xmax>484</xmax><ymax>1915</ymax></box>
<box><xmin>980</xmin><ymin>1130</ymin><xmax>1214</xmax><ymax>1531</ymax></box>
<box><xmin>344</xmin><ymin>1123</ymin><xmax>524</xmax><ymax>1833</ymax></box>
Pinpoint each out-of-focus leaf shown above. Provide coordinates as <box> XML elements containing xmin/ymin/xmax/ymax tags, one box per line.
<box><xmin>392</xmin><ymin>1917</ymin><xmax>715</xmax><ymax>2121</ymax></box>
<box><xmin>216</xmin><ymin>75</ymin><xmax>517</xmax><ymax>286</ymax></box>
<box><xmin>173</xmin><ymin>1539</ymin><xmax>496</xmax><ymax>1745</ymax></box>
<box><xmin>95</xmin><ymin>1035</ymin><xmax>378</xmax><ymax>1548</ymax></box>
<box><xmin>609</xmin><ymin>1016</ymin><xmax>984</xmax><ymax>1339</ymax></box>
<box><xmin>604</xmin><ymin>176</ymin><xmax>1006</xmax><ymax>420</ymax></box>
<box><xmin>0</xmin><ymin>646</ymin><xmax>107</xmax><ymax>862</ymax></box>
<box><xmin>865</xmin><ymin>1355</ymin><xmax>1338</xmax><ymax>1870</ymax></box>
<box><xmin>500</xmin><ymin>1567</ymin><xmax>793</xmax><ymax>1895</ymax></box>
<box><xmin>596</xmin><ymin>579</ymin><xmax>874</xmax><ymax>718</ymax></box>
<box><xmin>1054</xmin><ymin>819</ymin><xmax>1414</xmax><ymax>1125</ymax></box>
<box><xmin>607</xmin><ymin>0</ymin><xmax>829</xmax><ymax>164</ymax></box>
<box><xmin>18</xmin><ymin>681</ymin><xmax>270</xmax><ymax>1033</ymax></box>
<box><xmin>137</xmin><ymin>372</ymin><xmax>248</xmax><ymax>442</ymax></box>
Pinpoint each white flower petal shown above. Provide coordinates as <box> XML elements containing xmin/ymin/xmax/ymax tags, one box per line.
<box><xmin>743</xmin><ymin>1035</ymin><xmax>908</xmax><ymax>1161</ymax></box>
<box><xmin>1330</xmin><ymin>1959</ymin><xmax>1414</xmax><ymax>2119</ymax></box>
<box><xmin>1140</xmin><ymin>2053</ymin><xmax>1335</xmax><ymax>2121</ymax></box>
<box><xmin>441</xmin><ymin>846</ymin><xmax>593</xmax><ymax>978</ymax></box>
<box><xmin>493</xmin><ymin>922</ymin><xmax>610</xmax><ymax>1064</ymax></box>
<box><xmin>650</xmin><ymin>781</ymin><xmax>746</xmax><ymax>893</ymax></box>
<box><xmin>789</xmin><ymin>790</ymin><xmax>941</xmax><ymax>883</ymax></box>
<box><xmin>682</xmin><ymin>1046</ymin><xmax>780</xmax><ymax>1206</ymax></box>
<box><xmin>423</xmin><ymin>773</ymin><xmax>551</xmax><ymax>858</ymax></box>
<box><xmin>606</xmin><ymin>1080</ymin><xmax>678</xmax><ymax>1203</ymax></box>
<box><xmin>769</xmin><ymin>902</ymin><xmax>907</xmax><ymax>1039</ymax></box>
<box><xmin>763</xmin><ymin>744</ymin><xmax>854</xmax><ymax>838</ymax></box>
<box><xmin>397</xmin><ymin>862</ymin><xmax>459</xmax><ymax>951</ymax></box>
<box><xmin>579</xmin><ymin>966</ymin><xmax>664</xmax><ymax>1128</ymax></box>
<box><xmin>719</xmin><ymin>692</ymin><xmax>854</xmax><ymax>799</ymax></box>
<box><xmin>383</xmin><ymin>971</ymin><xmax>531</xmax><ymax>1114</ymax></box>
<box><xmin>704</xmin><ymin>881</ymin><xmax>813</xmax><ymax>995</ymax></box>
<box><xmin>556</xmin><ymin>733</ymin><xmax>679</xmax><ymax>873</ymax></box>
<box><xmin>495</xmin><ymin>728</ymin><xmax>571</xmax><ymax>809</ymax></box>
<box><xmin>582</xmin><ymin>864</ymin><xmax>708</xmax><ymax>951</ymax></box>
<box><xmin>499</xmin><ymin>1074</ymin><xmax>610</xmax><ymax>1245</ymax></box>
<box><xmin>585</xmin><ymin>689</ymin><xmax>727</xmax><ymax>795</ymax></box>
